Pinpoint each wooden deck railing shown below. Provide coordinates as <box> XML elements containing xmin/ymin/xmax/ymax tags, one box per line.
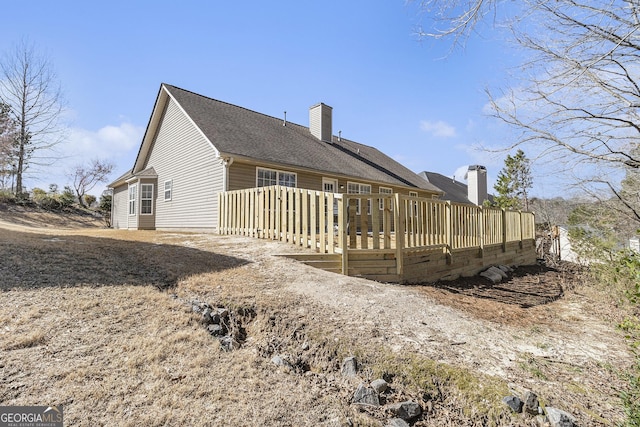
<box><xmin>218</xmin><ymin>185</ymin><xmax>535</xmax><ymax>255</ymax></box>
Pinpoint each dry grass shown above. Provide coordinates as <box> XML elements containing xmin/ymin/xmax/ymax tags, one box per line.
<box><xmin>0</xmin><ymin>209</ymin><xmax>632</xmax><ymax>426</ymax></box>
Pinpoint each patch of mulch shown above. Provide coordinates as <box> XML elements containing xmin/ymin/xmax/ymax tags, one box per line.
<box><xmin>415</xmin><ymin>262</ymin><xmax>582</xmax><ymax>327</ymax></box>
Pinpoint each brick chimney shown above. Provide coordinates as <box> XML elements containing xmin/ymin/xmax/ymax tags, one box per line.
<box><xmin>309</xmin><ymin>103</ymin><xmax>332</xmax><ymax>142</ymax></box>
<box><xmin>466</xmin><ymin>165</ymin><xmax>488</xmax><ymax>206</ymax></box>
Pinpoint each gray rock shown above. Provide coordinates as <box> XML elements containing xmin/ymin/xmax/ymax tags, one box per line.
<box><xmin>217</xmin><ymin>307</ymin><xmax>229</xmax><ymax>318</ymax></box>
<box><xmin>219</xmin><ymin>336</ymin><xmax>240</xmax><ymax>351</ymax></box>
<box><xmin>387</xmin><ymin>401</ymin><xmax>422</xmax><ymax>420</ymax></box>
<box><xmin>502</xmin><ymin>395</ymin><xmax>523</xmax><ymax>413</ymax></box>
<box><xmin>371</xmin><ymin>378</ymin><xmax>388</xmax><ymax>393</ymax></box>
<box><xmin>498</xmin><ymin>264</ymin><xmax>513</xmax><ymax>273</ymax></box>
<box><xmin>352</xmin><ymin>383</ymin><xmax>380</xmax><ymax>406</ymax></box>
<box><xmin>386</xmin><ymin>418</ymin><xmax>410</xmax><ymax>427</ymax></box>
<box><xmin>207</xmin><ymin>324</ymin><xmax>224</xmax><ymax>335</ymax></box>
<box><xmin>342</xmin><ymin>356</ymin><xmax>358</xmax><ymax>377</ymax></box>
<box><xmin>523</xmin><ymin>391</ymin><xmax>540</xmax><ymax>415</ymax></box>
<box><xmin>480</xmin><ymin>269</ymin><xmax>503</xmax><ymax>284</ymax></box>
<box><xmin>209</xmin><ymin>312</ymin><xmax>221</xmax><ymax>324</ymax></box>
<box><xmin>271</xmin><ymin>355</ymin><xmax>292</xmax><ymax>368</ymax></box>
<box><xmin>488</xmin><ymin>265</ymin><xmax>509</xmax><ymax>279</ymax></box>
<box><xmin>546</xmin><ymin>407</ymin><xmax>576</xmax><ymax>427</ymax></box>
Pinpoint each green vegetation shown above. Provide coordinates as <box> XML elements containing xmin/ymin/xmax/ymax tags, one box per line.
<box><xmin>492</xmin><ymin>149</ymin><xmax>533</xmax><ymax>211</ymax></box>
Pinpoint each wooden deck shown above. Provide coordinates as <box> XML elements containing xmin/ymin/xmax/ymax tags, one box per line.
<box><xmin>219</xmin><ymin>186</ymin><xmax>537</xmax><ymax>283</ymax></box>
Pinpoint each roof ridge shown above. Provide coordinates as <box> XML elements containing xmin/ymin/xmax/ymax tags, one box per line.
<box><xmin>162</xmin><ymin>83</ymin><xmax>310</xmax><ymax>130</ymax></box>
<box><xmin>162</xmin><ymin>83</ymin><xmax>383</xmax><ymax>150</ymax></box>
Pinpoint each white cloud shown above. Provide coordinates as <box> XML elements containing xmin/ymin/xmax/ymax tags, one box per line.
<box><xmin>26</xmin><ymin>122</ymin><xmax>144</xmax><ymax>191</ymax></box>
<box><xmin>65</xmin><ymin>122</ymin><xmax>143</xmax><ymax>161</ymax></box>
<box><xmin>420</xmin><ymin>120</ymin><xmax>457</xmax><ymax>138</ymax></box>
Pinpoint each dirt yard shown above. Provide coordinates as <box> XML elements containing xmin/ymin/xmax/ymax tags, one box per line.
<box><xmin>0</xmin><ymin>206</ymin><xmax>634</xmax><ymax>426</ymax></box>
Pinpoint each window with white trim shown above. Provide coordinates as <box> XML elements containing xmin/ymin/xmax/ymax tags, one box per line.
<box><xmin>347</xmin><ymin>182</ymin><xmax>371</xmax><ymax>214</ymax></box>
<box><xmin>141</xmin><ymin>184</ymin><xmax>153</xmax><ymax>215</ymax></box>
<box><xmin>379</xmin><ymin>187</ymin><xmax>393</xmax><ymax>210</ymax></box>
<box><xmin>164</xmin><ymin>180</ymin><xmax>172</xmax><ymax>201</ymax></box>
<box><xmin>128</xmin><ymin>184</ymin><xmax>137</xmax><ymax>215</ymax></box>
<box><xmin>256</xmin><ymin>167</ymin><xmax>297</xmax><ymax>188</ymax></box>
<box><xmin>409</xmin><ymin>191</ymin><xmax>419</xmax><ymax>215</ymax></box>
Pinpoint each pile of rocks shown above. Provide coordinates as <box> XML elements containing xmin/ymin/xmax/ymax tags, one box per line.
<box><xmin>480</xmin><ymin>265</ymin><xmax>513</xmax><ymax>284</ymax></box>
<box><xmin>343</xmin><ymin>356</ymin><xmax>424</xmax><ymax>427</ymax></box>
<box><xmin>503</xmin><ymin>390</ymin><xmax>577</xmax><ymax>427</ymax></box>
<box><xmin>191</xmin><ymin>300</ymin><xmax>247</xmax><ymax>352</ymax></box>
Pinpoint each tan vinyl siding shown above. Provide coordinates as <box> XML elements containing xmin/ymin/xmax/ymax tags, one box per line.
<box><xmin>111</xmin><ymin>184</ymin><xmax>129</xmax><ymax>229</ymax></box>
<box><xmin>137</xmin><ymin>178</ymin><xmax>157</xmax><ymax>230</ymax></box>
<box><xmin>145</xmin><ymin>98</ymin><xmax>223</xmax><ymax>230</ymax></box>
<box><xmin>227</xmin><ymin>161</ymin><xmax>438</xmax><ymax>198</ymax></box>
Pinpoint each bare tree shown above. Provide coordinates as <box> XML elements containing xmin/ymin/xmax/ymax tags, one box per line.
<box><xmin>416</xmin><ymin>0</ymin><xmax>640</xmax><ymax>229</ymax></box>
<box><xmin>69</xmin><ymin>159</ymin><xmax>114</xmax><ymax>208</ymax></box>
<box><xmin>414</xmin><ymin>0</ymin><xmax>499</xmax><ymax>45</ymax></box>
<box><xmin>0</xmin><ymin>102</ymin><xmax>17</xmax><ymax>190</ymax></box>
<box><xmin>0</xmin><ymin>40</ymin><xmax>65</xmax><ymax>195</ymax></box>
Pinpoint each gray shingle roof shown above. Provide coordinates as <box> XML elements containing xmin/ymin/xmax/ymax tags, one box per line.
<box><xmin>164</xmin><ymin>84</ymin><xmax>442</xmax><ymax>192</ymax></box>
<box><xmin>419</xmin><ymin>171</ymin><xmax>494</xmax><ymax>205</ymax></box>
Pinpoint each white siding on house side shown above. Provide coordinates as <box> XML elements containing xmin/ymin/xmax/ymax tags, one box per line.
<box><xmin>144</xmin><ymin>97</ymin><xmax>223</xmax><ymax>230</ymax></box>
<box><xmin>111</xmin><ymin>184</ymin><xmax>129</xmax><ymax>229</ymax></box>
<box><xmin>127</xmin><ymin>183</ymin><xmax>139</xmax><ymax>230</ymax></box>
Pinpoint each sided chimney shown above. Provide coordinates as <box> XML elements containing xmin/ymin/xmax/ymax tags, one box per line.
<box><xmin>309</xmin><ymin>103</ymin><xmax>332</xmax><ymax>142</ymax></box>
<box><xmin>466</xmin><ymin>165</ymin><xmax>488</xmax><ymax>206</ymax></box>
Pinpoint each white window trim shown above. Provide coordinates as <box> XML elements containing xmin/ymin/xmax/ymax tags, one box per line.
<box><xmin>256</xmin><ymin>167</ymin><xmax>297</xmax><ymax>188</ymax></box>
<box><xmin>164</xmin><ymin>180</ymin><xmax>172</xmax><ymax>201</ymax></box>
<box><xmin>141</xmin><ymin>184</ymin><xmax>154</xmax><ymax>215</ymax></box>
<box><xmin>322</xmin><ymin>177</ymin><xmax>338</xmax><ymax>193</ymax></box>
<box><xmin>347</xmin><ymin>181</ymin><xmax>371</xmax><ymax>215</ymax></box>
<box><xmin>409</xmin><ymin>191</ymin><xmax>419</xmax><ymax>197</ymax></box>
<box><xmin>379</xmin><ymin>186</ymin><xmax>393</xmax><ymax>210</ymax></box>
<box><xmin>128</xmin><ymin>184</ymin><xmax>137</xmax><ymax>216</ymax></box>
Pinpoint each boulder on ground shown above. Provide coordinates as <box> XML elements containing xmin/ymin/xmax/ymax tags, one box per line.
<box><xmin>342</xmin><ymin>356</ymin><xmax>358</xmax><ymax>377</ymax></box>
<box><xmin>502</xmin><ymin>395</ymin><xmax>523</xmax><ymax>413</ymax></box>
<box><xmin>545</xmin><ymin>407</ymin><xmax>576</xmax><ymax>427</ymax></box>
<box><xmin>371</xmin><ymin>378</ymin><xmax>388</xmax><ymax>393</ymax></box>
<box><xmin>352</xmin><ymin>383</ymin><xmax>380</xmax><ymax>406</ymax></box>
<box><xmin>387</xmin><ymin>401</ymin><xmax>422</xmax><ymax>420</ymax></box>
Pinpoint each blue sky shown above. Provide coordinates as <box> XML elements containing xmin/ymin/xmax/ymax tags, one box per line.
<box><xmin>1</xmin><ymin>1</ymin><xmax>549</xmax><ymax>197</ymax></box>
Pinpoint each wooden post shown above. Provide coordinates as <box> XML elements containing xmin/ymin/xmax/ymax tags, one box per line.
<box><xmin>395</xmin><ymin>193</ymin><xmax>405</xmax><ymax>277</ymax></box>
<box><xmin>301</xmin><ymin>190</ymin><xmax>309</xmax><ymax>249</ymax></box>
<box><xmin>371</xmin><ymin>195</ymin><xmax>380</xmax><ymax>250</ymax></box>
<box><xmin>338</xmin><ymin>195</ymin><xmax>348</xmax><ymax>275</ymax></box>
<box><xmin>361</xmin><ymin>197</ymin><xmax>369</xmax><ymax>249</ymax></box>
<box><xmin>519</xmin><ymin>210</ymin><xmax>524</xmax><ymax>248</ymax></box>
<box><xmin>478</xmin><ymin>206</ymin><xmax>484</xmax><ymax>257</ymax></box>
<box><xmin>327</xmin><ymin>192</ymin><xmax>335</xmax><ymax>253</ymax></box>
<box><xmin>319</xmin><ymin>192</ymin><xmax>326</xmax><ymax>253</ymax></box>
<box><xmin>348</xmin><ymin>198</ymin><xmax>357</xmax><ymax>248</ymax></box>
<box><xmin>445</xmin><ymin>201</ymin><xmax>452</xmax><ymax>264</ymax></box>
<box><xmin>217</xmin><ymin>192</ymin><xmax>223</xmax><ymax>234</ymax></box>
<box><xmin>310</xmin><ymin>192</ymin><xmax>317</xmax><ymax>251</ymax></box>
<box><xmin>502</xmin><ymin>208</ymin><xmax>507</xmax><ymax>253</ymax></box>
<box><xmin>383</xmin><ymin>197</ymin><xmax>391</xmax><ymax>249</ymax></box>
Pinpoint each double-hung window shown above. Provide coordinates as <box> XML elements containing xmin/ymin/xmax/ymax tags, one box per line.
<box><xmin>379</xmin><ymin>187</ymin><xmax>393</xmax><ymax>210</ymax></box>
<box><xmin>141</xmin><ymin>184</ymin><xmax>153</xmax><ymax>215</ymax></box>
<box><xmin>347</xmin><ymin>182</ymin><xmax>371</xmax><ymax>214</ymax></box>
<box><xmin>256</xmin><ymin>167</ymin><xmax>297</xmax><ymax>188</ymax></box>
<box><xmin>164</xmin><ymin>180</ymin><xmax>172</xmax><ymax>201</ymax></box>
<box><xmin>128</xmin><ymin>184</ymin><xmax>137</xmax><ymax>215</ymax></box>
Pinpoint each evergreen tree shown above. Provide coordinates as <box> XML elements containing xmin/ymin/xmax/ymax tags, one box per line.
<box><xmin>493</xmin><ymin>150</ymin><xmax>533</xmax><ymax>210</ymax></box>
